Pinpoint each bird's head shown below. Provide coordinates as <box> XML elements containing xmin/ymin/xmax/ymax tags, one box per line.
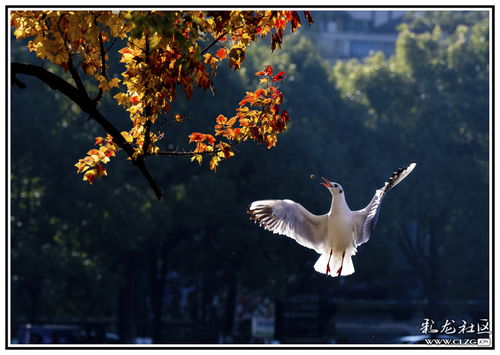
<box><xmin>320</xmin><ymin>177</ymin><xmax>344</xmax><ymax>195</ymax></box>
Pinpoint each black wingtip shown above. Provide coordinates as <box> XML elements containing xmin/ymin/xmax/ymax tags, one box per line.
<box><xmin>384</xmin><ymin>163</ymin><xmax>416</xmax><ymax>192</ymax></box>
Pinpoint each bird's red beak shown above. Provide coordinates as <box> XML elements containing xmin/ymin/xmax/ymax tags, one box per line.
<box><xmin>320</xmin><ymin>177</ymin><xmax>333</xmax><ymax>188</ymax></box>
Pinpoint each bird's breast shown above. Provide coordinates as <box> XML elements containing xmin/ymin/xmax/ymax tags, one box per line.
<box><xmin>327</xmin><ymin>211</ymin><xmax>353</xmax><ymax>250</ymax></box>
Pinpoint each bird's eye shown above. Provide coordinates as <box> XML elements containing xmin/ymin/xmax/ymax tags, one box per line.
<box><xmin>334</xmin><ymin>184</ymin><xmax>338</xmax><ymax>188</ymax></box>
<box><xmin>339</xmin><ymin>190</ymin><xmax>343</xmax><ymax>194</ymax></box>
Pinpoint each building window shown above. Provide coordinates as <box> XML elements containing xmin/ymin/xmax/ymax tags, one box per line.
<box><xmin>350</xmin><ymin>40</ymin><xmax>376</xmax><ymax>57</ymax></box>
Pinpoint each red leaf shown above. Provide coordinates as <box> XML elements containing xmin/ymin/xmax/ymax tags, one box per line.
<box><xmin>304</xmin><ymin>11</ymin><xmax>314</xmax><ymax>24</ymax></box>
<box><xmin>272</xmin><ymin>71</ymin><xmax>285</xmax><ymax>82</ymax></box>
<box><xmin>223</xmin><ymin>147</ymin><xmax>233</xmax><ymax>159</ymax></box>
<box><xmin>281</xmin><ymin>110</ymin><xmax>290</xmax><ymax>122</ymax></box>
<box><xmin>290</xmin><ymin>12</ymin><xmax>301</xmax><ymax>31</ymax></box>
<box><xmin>205</xmin><ymin>134</ymin><xmax>216</xmax><ymax>145</ymax></box>
<box><xmin>216</xmin><ymin>48</ymin><xmax>227</xmax><ymax>60</ymax></box>
<box><xmin>275</xmin><ymin>17</ymin><xmax>286</xmax><ymax>30</ymax></box>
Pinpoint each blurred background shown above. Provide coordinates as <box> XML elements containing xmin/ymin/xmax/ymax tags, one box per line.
<box><xmin>10</xmin><ymin>10</ymin><xmax>490</xmax><ymax>345</ymax></box>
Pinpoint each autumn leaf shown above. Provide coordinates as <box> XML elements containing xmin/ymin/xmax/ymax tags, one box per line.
<box><xmin>191</xmin><ymin>154</ymin><xmax>203</xmax><ymax>165</ymax></box>
<box><xmin>226</xmin><ymin>116</ymin><xmax>237</xmax><ymax>127</ymax></box>
<box><xmin>188</xmin><ymin>132</ymin><xmax>205</xmax><ymax>143</ymax></box>
<box><xmin>272</xmin><ymin>71</ymin><xmax>285</xmax><ymax>82</ymax></box>
<box><xmin>83</xmin><ymin>169</ymin><xmax>97</xmax><ymax>184</ymax></box>
<box><xmin>216</xmin><ymin>114</ymin><xmax>227</xmax><ymax>125</ymax></box>
<box><xmin>216</xmin><ymin>47</ymin><xmax>227</xmax><ymax>60</ymax></box>
<box><xmin>130</xmin><ymin>95</ymin><xmax>139</xmax><ymax>105</ymax></box>
<box><xmin>304</xmin><ymin>11</ymin><xmax>314</xmax><ymax>24</ymax></box>
<box><xmin>209</xmin><ymin>156</ymin><xmax>220</xmax><ymax>170</ymax></box>
<box><xmin>109</xmin><ymin>78</ymin><xmax>120</xmax><ymax>88</ymax></box>
<box><xmin>114</xmin><ymin>92</ymin><xmax>129</xmax><ymax>106</ymax></box>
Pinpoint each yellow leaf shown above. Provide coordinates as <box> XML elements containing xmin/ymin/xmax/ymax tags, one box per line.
<box><xmin>121</xmin><ymin>131</ymin><xmax>134</xmax><ymax>143</ymax></box>
<box><xmin>191</xmin><ymin>154</ymin><xmax>203</xmax><ymax>165</ymax></box>
<box><xmin>226</xmin><ymin>116</ymin><xmax>237</xmax><ymax>127</ymax></box>
<box><xmin>109</xmin><ymin>78</ymin><xmax>120</xmax><ymax>88</ymax></box>
<box><xmin>209</xmin><ymin>156</ymin><xmax>220</xmax><ymax>171</ymax></box>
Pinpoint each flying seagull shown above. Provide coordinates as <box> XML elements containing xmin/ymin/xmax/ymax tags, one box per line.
<box><xmin>248</xmin><ymin>163</ymin><xmax>416</xmax><ymax>277</ymax></box>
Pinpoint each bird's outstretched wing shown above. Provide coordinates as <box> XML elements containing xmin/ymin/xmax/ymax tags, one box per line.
<box><xmin>352</xmin><ymin>163</ymin><xmax>416</xmax><ymax>246</ymax></box>
<box><xmin>248</xmin><ymin>199</ymin><xmax>327</xmax><ymax>254</ymax></box>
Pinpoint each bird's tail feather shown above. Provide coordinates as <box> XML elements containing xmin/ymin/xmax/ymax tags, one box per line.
<box><xmin>314</xmin><ymin>251</ymin><xmax>355</xmax><ymax>277</ymax></box>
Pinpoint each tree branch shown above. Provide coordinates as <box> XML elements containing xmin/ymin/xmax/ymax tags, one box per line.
<box><xmin>200</xmin><ymin>19</ymin><xmax>261</xmax><ymax>55</ymax></box>
<box><xmin>201</xmin><ymin>32</ymin><xmax>228</xmax><ymax>55</ymax></box>
<box><xmin>142</xmin><ymin>34</ymin><xmax>152</xmax><ymax>159</ymax></box>
<box><xmin>12</xmin><ymin>62</ymin><xmax>163</xmax><ymax>200</ymax></box>
<box><xmin>156</xmin><ymin>150</ymin><xmax>202</xmax><ymax>156</ymax></box>
<box><xmin>93</xmin><ymin>32</ymin><xmax>107</xmax><ymax>103</ymax></box>
<box><xmin>67</xmin><ymin>55</ymin><xmax>88</xmax><ymax>97</ymax></box>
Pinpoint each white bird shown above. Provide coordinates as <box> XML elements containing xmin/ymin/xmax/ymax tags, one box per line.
<box><xmin>248</xmin><ymin>163</ymin><xmax>416</xmax><ymax>277</ymax></box>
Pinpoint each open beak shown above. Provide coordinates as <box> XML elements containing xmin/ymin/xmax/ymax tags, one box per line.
<box><xmin>320</xmin><ymin>177</ymin><xmax>333</xmax><ymax>188</ymax></box>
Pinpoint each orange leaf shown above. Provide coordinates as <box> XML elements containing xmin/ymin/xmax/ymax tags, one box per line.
<box><xmin>205</xmin><ymin>134</ymin><xmax>216</xmax><ymax>145</ymax></box>
<box><xmin>84</xmin><ymin>170</ymin><xmax>97</xmax><ymax>184</ymax></box>
<box><xmin>216</xmin><ymin>114</ymin><xmax>227</xmax><ymax>125</ymax></box>
<box><xmin>226</xmin><ymin>116</ymin><xmax>237</xmax><ymax>127</ymax></box>
<box><xmin>188</xmin><ymin>132</ymin><xmax>205</xmax><ymax>143</ymax></box>
<box><xmin>254</xmin><ymin>88</ymin><xmax>265</xmax><ymax>97</ymax></box>
<box><xmin>275</xmin><ymin>17</ymin><xmax>286</xmax><ymax>30</ymax></box>
<box><xmin>195</xmin><ymin>142</ymin><xmax>208</xmax><ymax>153</ymax></box>
<box><xmin>216</xmin><ymin>48</ymin><xmax>227</xmax><ymax>60</ymax></box>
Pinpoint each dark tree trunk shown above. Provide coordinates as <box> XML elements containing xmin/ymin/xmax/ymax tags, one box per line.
<box><xmin>426</xmin><ymin>222</ymin><xmax>440</xmax><ymax>321</ymax></box>
<box><xmin>223</xmin><ymin>272</ymin><xmax>237</xmax><ymax>338</ymax></box>
<box><xmin>149</xmin><ymin>242</ymin><xmax>167</xmax><ymax>344</ymax></box>
<box><xmin>117</xmin><ymin>251</ymin><xmax>139</xmax><ymax>343</ymax></box>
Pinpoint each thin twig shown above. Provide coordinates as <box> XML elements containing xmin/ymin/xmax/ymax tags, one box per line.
<box><xmin>200</xmin><ymin>21</ymin><xmax>255</xmax><ymax>55</ymax></box>
<box><xmin>201</xmin><ymin>31</ymin><xmax>228</xmax><ymax>55</ymax></box>
<box><xmin>93</xmin><ymin>31</ymin><xmax>107</xmax><ymax>103</ymax></box>
<box><xmin>56</xmin><ymin>13</ymin><xmax>88</xmax><ymax>97</ymax></box>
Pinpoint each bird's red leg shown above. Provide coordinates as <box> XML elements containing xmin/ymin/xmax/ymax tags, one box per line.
<box><xmin>326</xmin><ymin>249</ymin><xmax>332</xmax><ymax>275</ymax></box>
<box><xmin>337</xmin><ymin>250</ymin><xmax>345</xmax><ymax>276</ymax></box>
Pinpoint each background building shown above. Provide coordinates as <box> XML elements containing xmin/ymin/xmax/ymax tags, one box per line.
<box><xmin>309</xmin><ymin>11</ymin><xmax>407</xmax><ymax>60</ymax></box>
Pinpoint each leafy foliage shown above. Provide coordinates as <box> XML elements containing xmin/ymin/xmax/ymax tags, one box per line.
<box><xmin>11</xmin><ymin>10</ymin><xmax>313</xmax><ymax>188</ymax></box>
